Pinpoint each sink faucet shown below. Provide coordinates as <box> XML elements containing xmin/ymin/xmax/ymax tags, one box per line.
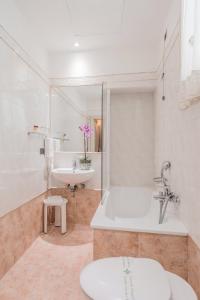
<box><xmin>153</xmin><ymin>161</ymin><xmax>180</xmax><ymax>224</ymax></box>
<box><xmin>72</xmin><ymin>159</ymin><xmax>77</xmax><ymax>173</ymax></box>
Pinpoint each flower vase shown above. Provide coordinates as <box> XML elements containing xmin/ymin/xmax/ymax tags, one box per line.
<box><xmin>79</xmin><ymin>158</ymin><xmax>92</xmax><ymax>170</ymax></box>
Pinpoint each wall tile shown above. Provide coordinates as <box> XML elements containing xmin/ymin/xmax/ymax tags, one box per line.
<box><xmin>0</xmin><ymin>192</ymin><xmax>45</xmax><ymax>279</ymax></box>
<box><xmin>188</xmin><ymin>237</ymin><xmax>200</xmax><ymax>299</ymax></box>
<box><xmin>0</xmin><ymin>188</ymin><xmax>100</xmax><ymax>280</ymax></box>
<box><xmin>93</xmin><ymin>229</ymin><xmax>188</xmax><ymax>280</ymax></box>
<box><xmin>155</xmin><ymin>29</ymin><xmax>200</xmax><ymax>248</ymax></box>
<box><xmin>110</xmin><ymin>93</ymin><xmax>154</xmax><ymax>186</ymax></box>
<box><xmin>49</xmin><ymin>188</ymin><xmax>100</xmax><ymax>226</ymax></box>
<box><xmin>0</xmin><ymin>39</ymin><xmax>49</xmax><ymax>218</ymax></box>
<box><xmin>94</xmin><ymin>229</ymin><xmax>139</xmax><ymax>259</ymax></box>
<box><xmin>138</xmin><ymin>233</ymin><xmax>188</xmax><ymax>279</ymax></box>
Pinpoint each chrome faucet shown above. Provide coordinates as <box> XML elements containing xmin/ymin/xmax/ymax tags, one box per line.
<box><xmin>153</xmin><ymin>161</ymin><xmax>171</xmax><ymax>187</ymax></box>
<box><xmin>153</xmin><ymin>161</ymin><xmax>180</xmax><ymax>224</ymax></box>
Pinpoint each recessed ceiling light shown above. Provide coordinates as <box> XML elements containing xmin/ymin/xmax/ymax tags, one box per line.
<box><xmin>74</xmin><ymin>42</ymin><xmax>80</xmax><ymax>47</ymax></box>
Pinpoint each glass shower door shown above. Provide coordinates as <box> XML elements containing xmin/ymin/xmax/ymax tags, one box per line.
<box><xmin>101</xmin><ymin>84</ymin><xmax>110</xmax><ymax>202</ymax></box>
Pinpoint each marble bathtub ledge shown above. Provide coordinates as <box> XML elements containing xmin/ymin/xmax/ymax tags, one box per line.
<box><xmin>91</xmin><ymin>213</ymin><xmax>188</xmax><ymax>237</ymax></box>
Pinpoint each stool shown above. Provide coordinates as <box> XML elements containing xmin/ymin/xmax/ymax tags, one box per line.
<box><xmin>44</xmin><ymin>196</ymin><xmax>68</xmax><ymax>234</ymax></box>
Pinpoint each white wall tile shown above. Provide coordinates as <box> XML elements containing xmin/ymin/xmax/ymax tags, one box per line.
<box><xmin>155</xmin><ymin>34</ymin><xmax>200</xmax><ymax>247</ymax></box>
<box><xmin>110</xmin><ymin>93</ymin><xmax>155</xmax><ymax>187</ymax></box>
<box><xmin>0</xmin><ymin>39</ymin><xmax>49</xmax><ymax>217</ymax></box>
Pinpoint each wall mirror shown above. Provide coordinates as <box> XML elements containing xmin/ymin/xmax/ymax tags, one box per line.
<box><xmin>50</xmin><ymin>84</ymin><xmax>102</xmax><ymax>153</ymax></box>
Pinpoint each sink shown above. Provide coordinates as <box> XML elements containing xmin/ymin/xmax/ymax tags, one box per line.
<box><xmin>51</xmin><ymin>168</ymin><xmax>95</xmax><ymax>185</ymax></box>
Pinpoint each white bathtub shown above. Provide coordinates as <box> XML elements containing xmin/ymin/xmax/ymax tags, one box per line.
<box><xmin>91</xmin><ymin>186</ymin><xmax>188</xmax><ymax>236</ymax></box>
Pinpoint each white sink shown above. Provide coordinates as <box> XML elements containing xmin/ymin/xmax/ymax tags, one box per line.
<box><xmin>51</xmin><ymin>168</ymin><xmax>95</xmax><ymax>185</ymax></box>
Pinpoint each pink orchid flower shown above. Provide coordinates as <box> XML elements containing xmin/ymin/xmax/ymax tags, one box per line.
<box><xmin>79</xmin><ymin>124</ymin><xmax>93</xmax><ymax>138</ymax></box>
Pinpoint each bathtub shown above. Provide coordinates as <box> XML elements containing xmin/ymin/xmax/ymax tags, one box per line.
<box><xmin>91</xmin><ymin>186</ymin><xmax>187</xmax><ymax>236</ymax></box>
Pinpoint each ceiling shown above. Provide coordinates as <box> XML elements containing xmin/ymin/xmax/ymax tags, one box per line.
<box><xmin>15</xmin><ymin>0</ymin><xmax>173</xmax><ymax>53</ymax></box>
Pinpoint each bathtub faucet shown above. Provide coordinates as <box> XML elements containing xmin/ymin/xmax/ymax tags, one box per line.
<box><xmin>153</xmin><ymin>161</ymin><xmax>180</xmax><ymax>224</ymax></box>
<box><xmin>153</xmin><ymin>161</ymin><xmax>171</xmax><ymax>187</ymax></box>
<box><xmin>153</xmin><ymin>189</ymin><xmax>180</xmax><ymax>224</ymax></box>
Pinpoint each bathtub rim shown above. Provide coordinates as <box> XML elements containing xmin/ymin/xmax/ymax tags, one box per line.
<box><xmin>91</xmin><ymin>187</ymin><xmax>188</xmax><ymax>237</ymax></box>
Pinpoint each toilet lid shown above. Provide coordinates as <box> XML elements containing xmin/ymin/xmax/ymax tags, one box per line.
<box><xmin>167</xmin><ymin>272</ymin><xmax>197</xmax><ymax>300</ymax></box>
<box><xmin>80</xmin><ymin>257</ymin><xmax>171</xmax><ymax>300</ymax></box>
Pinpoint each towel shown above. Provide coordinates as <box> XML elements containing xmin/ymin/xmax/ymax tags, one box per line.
<box><xmin>45</xmin><ymin>138</ymin><xmax>60</xmax><ymax>158</ymax></box>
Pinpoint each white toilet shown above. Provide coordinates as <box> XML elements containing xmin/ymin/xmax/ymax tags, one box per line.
<box><xmin>80</xmin><ymin>257</ymin><xmax>197</xmax><ymax>300</ymax></box>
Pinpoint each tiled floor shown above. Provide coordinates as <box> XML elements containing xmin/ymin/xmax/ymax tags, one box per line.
<box><xmin>0</xmin><ymin>225</ymin><xmax>92</xmax><ymax>300</ymax></box>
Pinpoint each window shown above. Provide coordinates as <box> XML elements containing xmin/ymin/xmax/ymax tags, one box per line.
<box><xmin>181</xmin><ymin>0</ymin><xmax>200</xmax><ymax>80</ymax></box>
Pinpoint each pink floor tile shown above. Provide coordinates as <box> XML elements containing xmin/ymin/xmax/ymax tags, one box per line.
<box><xmin>0</xmin><ymin>225</ymin><xmax>92</xmax><ymax>300</ymax></box>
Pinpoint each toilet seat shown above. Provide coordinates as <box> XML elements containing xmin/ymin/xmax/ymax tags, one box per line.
<box><xmin>80</xmin><ymin>257</ymin><xmax>197</xmax><ymax>300</ymax></box>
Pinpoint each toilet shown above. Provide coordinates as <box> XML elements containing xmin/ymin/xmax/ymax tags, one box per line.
<box><xmin>80</xmin><ymin>257</ymin><xmax>197</xmax><ymax>300</ymax></box>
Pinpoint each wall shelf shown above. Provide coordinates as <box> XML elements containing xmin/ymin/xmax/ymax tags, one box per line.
<box><xmin>52</xmin><ymin>137</ymin><xmax>70</xmax><ymax>142</ymax></box>
<box><xmin>52</xmin><ymin>132</ymin><xmax>70</xmax><ymax>142</ymax></box>
<box><xmin>27</xmin><ymin>131</ymin><xmax>47</xmax><ymax>137</ymax></box>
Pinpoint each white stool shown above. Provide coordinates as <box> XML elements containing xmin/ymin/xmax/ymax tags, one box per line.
<box><xmin>44</xmin><ymin>196</ymin><xmax>68</xmax><ymax>234</ymax></box>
